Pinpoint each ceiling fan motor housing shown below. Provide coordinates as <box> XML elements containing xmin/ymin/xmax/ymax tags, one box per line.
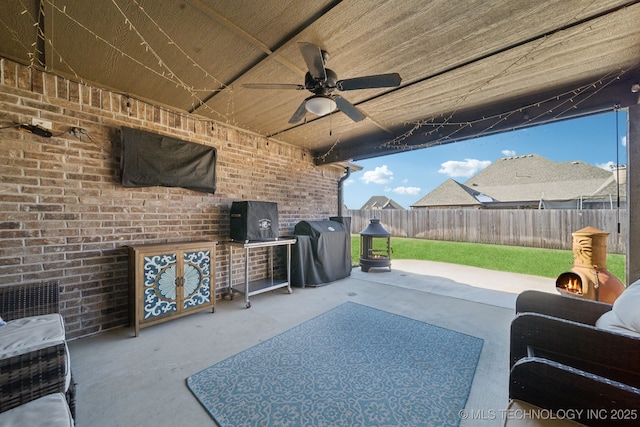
<box><xmin>305</xmin><ymin>69</ymin><xmax>338</xmax><ymax>94</ymax></box>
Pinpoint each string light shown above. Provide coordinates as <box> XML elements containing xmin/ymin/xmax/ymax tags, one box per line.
<box><xmin>3</xmin><ymin>1</ymin><xmax>637</xmax><ymax>161</ymax></box>
<box><xmin>128</xmin><ymin>0</ymin><xmax>227</xmax><ymax>89</ymax></box>
<box><xmin>374</xmin><ymin>63</ymin><xmax>634</xmax><ymax>156</ymax></box>
<box><xmin>39</xmin><ymin>0</ymin><xmax>232</xmax><ymax>122</ymax></box>
<box><xmin>0</xmin><ymin>2</ymin><xmax>43</xmax><ymax>69</ymax></box>
<box><xmin>318</xmin><ymin>5</ymin><xmax>637</xmax><ymax>159</ymax></box>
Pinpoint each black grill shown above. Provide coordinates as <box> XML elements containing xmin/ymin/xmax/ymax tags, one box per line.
<box><xmin>290</xmin><ymin>219</ymin><xmax>351</xmax><ymax>287</ymax></box>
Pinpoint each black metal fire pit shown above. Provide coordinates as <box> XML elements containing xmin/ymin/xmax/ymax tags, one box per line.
<box><xmin>359</xmin><ymin>218</ymin><xmax>391</xmax><ymax>272</ymax></box>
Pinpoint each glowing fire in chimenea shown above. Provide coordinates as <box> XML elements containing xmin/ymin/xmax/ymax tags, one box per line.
<box><xmin>557</xmin><ymin>274</ymin><xmax>583</xmax><ymax>295</ymax></box>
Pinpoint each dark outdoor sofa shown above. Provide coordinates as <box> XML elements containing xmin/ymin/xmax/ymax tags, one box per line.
<box><xmin>507</xmin><ymin>289</ymin><xmax>640</xmax><ymax>426</ymax></box>
<box><xmin>0</xmin><ymin>281</ymin><xmax>76</xmax><ymax>425</ymax></box>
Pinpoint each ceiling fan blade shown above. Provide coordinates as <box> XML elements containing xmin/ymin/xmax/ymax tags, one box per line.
<box><xmin>299</xmin><ymin>42</ymin><xmax>326</xmax><ymax>81</ymax></box>
<box><xmin>288</xmin><ymin>99</ymin><xmax>308</xmax><ymax>124</ymax></box>
<box><xmin>334</xmin><ymin>95</ymin><xmax>366</xmax><ymax>122</ymax></box>
<box><xmin>336</xmin><ymin>73</ymin><xmax>402</xmax><ymax>91</ymax></box>
<box><xmin>242</xmin><ymin>83</ymin><xmax>305</xmax><ymax>90</ymax></box>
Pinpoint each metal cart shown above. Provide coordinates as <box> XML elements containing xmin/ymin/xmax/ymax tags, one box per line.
<box><xmin>226</xmin><ymin>238</ymin><xmax>296</xmax><ymax>308</ymax></box>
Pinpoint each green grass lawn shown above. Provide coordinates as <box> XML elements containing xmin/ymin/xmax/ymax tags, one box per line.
<box><xmin>351</xmin><ymin>236</ymin><xmax>626</xmax><ymax>279</ymax></box>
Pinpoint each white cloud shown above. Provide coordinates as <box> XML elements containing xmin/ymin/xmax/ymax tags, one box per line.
<box><xmin>597</xmin><ymin>161</ymin><xmax>615</xmax><ymax>170</ymax></box>
<box><xmin>438</xmin><ymin>159</ymin><xmax>491</xmax><ymax>178</ymax></box>
<box><xmin>502</xmin><ymin>149</ymin><xmax>516</xmax><ymax>156</ymax></box>
<box><xmin>343</xmin><ymin>178</ymin><xmax>355</xmax><ymax>186</ymax></box>
<box><xmin>622</xmin><ymin>136</ymin><xmax>627</xmax><ymax>147</ymax></box>
<box><xmin>392</xmin><ymin>186</ymin><xmax>421</xmax><ymax>195</ymax></box>
<box><xmin>360</xmin><ymin>165</ymin><xmax>393</xmax><ymax>184</ymax></box>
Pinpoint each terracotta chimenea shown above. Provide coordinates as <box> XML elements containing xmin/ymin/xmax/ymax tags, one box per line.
<box><xmin>556</xmin><ymin>226</ymin><xmax>625</xmax><ymax>304</ymax></box>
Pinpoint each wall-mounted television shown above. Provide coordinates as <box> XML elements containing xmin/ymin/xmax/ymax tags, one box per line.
<box><xmin>120</xmin><ymin>126</ymin><xmax>216</xmax><ymax>194</ymax></box>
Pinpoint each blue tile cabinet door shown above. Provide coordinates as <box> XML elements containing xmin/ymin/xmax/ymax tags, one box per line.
<box><xmin>143</xmin><ymin>252</ymin><xmax>179</xmax><ymax>320</ymax></box>
<box><xmin>182</xmin><ymin>249</ymin><xmax>212</xmax><ymax>310</ymax></box>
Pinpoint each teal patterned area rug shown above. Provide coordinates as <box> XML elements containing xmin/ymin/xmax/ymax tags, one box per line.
<box><xmin>187</xmin><ymin>302</ymin><xmax>483</xmax><ymax>427</ymax></box>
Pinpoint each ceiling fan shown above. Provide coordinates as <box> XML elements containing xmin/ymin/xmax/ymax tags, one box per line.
<box><xmin>242</xmin><ymin>42</ymin><xmax>402</xmax><ymax>124</ymax></box>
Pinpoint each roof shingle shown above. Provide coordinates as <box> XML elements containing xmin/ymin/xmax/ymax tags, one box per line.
<box><xmin>412</xmin><ymin>154</ymin><xmax>620</xmax><ymax>208</ymax></box>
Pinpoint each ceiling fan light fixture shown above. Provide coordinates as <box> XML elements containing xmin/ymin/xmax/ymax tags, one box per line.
<box><xmin>305</xmin><ymin>95</ymin><xmax>337</xmax><ymax>116</ymax></box>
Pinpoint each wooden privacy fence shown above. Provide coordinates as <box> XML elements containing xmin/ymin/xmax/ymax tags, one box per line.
<box><xmin>347</xmin><ymin>209</ymin><xmax>627</xmax><ymax>254</ymax></box>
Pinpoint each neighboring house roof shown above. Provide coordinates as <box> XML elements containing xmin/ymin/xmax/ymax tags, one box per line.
<box><xmin>411</xmin><ymin>179</ymin><xmax>490</xmax><ymax>208</ymax></box>
<box><xmin>412</xmin><ymin>154</ymin><xmax>622</xmax><ymax>209</ymax></box>
<box><xmin>361</xmin><ymin>196</ymin><xmax>405</xmax><ymax>210</ymax></box>
<box><xmin>591</xmin><ymin>169</ymin><xmax>627</xmax><ymax>198</ymax></box>
<box><xmin>464</xmin><ymin>154</ymin><xmax>614</xmax><ymax>201</ymax></box>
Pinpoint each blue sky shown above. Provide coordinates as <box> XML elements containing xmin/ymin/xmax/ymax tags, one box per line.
<box><xmin>344</xmin><ymin>111</ymin><xmax>628</xmax><ymax>209</ymax></box>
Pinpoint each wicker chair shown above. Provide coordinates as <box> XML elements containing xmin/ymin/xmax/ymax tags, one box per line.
<box><xmin>508</xmin><ymin>290</ymin><xmax>640</xmax><ymax>427</ymax></box>
<box><xmin>0</xmin><ymin>281</ymin><xmax>76</xmax><ymax>418</ymax></box>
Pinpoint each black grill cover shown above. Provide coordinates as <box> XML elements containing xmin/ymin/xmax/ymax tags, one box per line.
<box><xmin>230</xmin><ymin>201</ymin><xmax>279</xmax><ymax>242</ymax></box>
<box><xmin>291</xmin><ymin>220</ymin><xmax>351</xmax><ymax>287</ymax></box>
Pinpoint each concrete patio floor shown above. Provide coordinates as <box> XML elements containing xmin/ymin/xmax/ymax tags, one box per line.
<box><xmin>68</xmin><ymin>260</ymin><xmax>555</xmax><ymax>427</ymax></box>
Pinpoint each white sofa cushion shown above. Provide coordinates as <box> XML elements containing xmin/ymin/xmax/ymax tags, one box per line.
<box><xmin>596</xmin><ymin>282</ymin><xmax>640</xmax><ymax>337</ymax></box>
<box><xmin>0</xmin><ymin>314</ymin><xmax>71</xmax><ymax>389</ymax></box>
<box><xmin>0</xmin><ymin>393</ymin><xmax>73</xmax><ymax>427</ymax></box>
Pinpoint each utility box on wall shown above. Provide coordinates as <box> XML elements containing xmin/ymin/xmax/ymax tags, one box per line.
<box><xmin>230</xmin><ymin>201</ymin><xmax>279</xmax><ymax>242</ymax></box>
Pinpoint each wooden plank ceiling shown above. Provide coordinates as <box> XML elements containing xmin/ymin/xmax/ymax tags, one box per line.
<box><xmin>1</xmin><ymin>0</ymin><xmax>639</xmax><ymax>164</ymax></box>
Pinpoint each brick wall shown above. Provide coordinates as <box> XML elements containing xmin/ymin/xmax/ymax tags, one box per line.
<box><xmin>0</xmin><ymin>58</ymin><xmax>342</xmax><ymax>338</ymax></box>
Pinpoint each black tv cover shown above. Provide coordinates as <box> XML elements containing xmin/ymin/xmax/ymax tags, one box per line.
<box><xmin>120</xmin><ymin>127</ymin><xmax>216</xmax><ymax>193</ymax></box>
